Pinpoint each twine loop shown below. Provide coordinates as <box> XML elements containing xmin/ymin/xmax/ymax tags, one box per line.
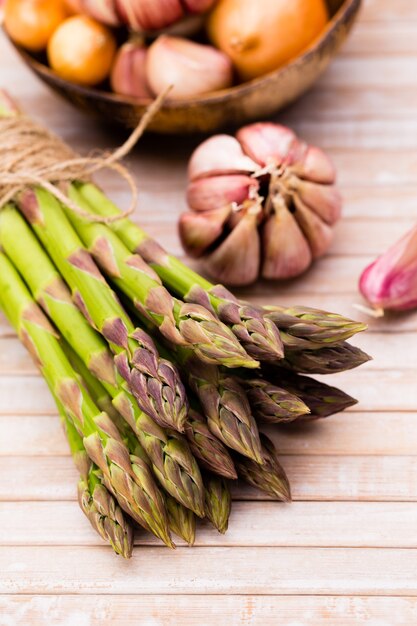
<box><xmin>0</xmin><ymin>90</ymin><xmax>167</xmax><ymax>223</ymax></box>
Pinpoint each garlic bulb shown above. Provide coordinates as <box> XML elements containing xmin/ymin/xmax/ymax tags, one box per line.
<box><xmin>180</xmin><ymin>122</ymin><xmax>342</xmax><ymax>286</ymax></box>
<box><xmin>146</xmin><ymin>36</ymin><xmax>233</xmax><ymax>100</ymax></box>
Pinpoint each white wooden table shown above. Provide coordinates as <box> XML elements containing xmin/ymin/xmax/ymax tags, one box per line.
<box><xmin>1</xmin><ymin>1</ymin><xmax>417</xmax><ymax>623</ymax></box>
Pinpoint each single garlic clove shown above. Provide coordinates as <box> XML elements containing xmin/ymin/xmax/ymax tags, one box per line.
<box><xmin>110</xmin><ymin>42</ymin><xmax>153</xmax><ymax>99</ymax></box>
<box><xmin>236</xmin><ymin>122</ymin><xmax>297</xmax><ymax>167</ymax></box>
<box><xmin>178</xmin><ymin>206</ymin><xmax>232</xmax><ymax>258</ymax></box>
<box><xmin>115</xmin><ymin>0</ymin><xmax>183</xmax><ymax>31</ymax></box>
<box><xmin>295</xmin><ymin>145</ymin><xmax>337</xmax><ymax>184</ymax></box>
<box><xmin>262</xmin><ymin>199</ymin><xmax>312</xmax><ymax>279</ymax></box>
<box><xmin>188</xmin><ymin>135</ymin><xmax>258</xmax><ymax>181</ymax></box>
<box><xmin>203</xmin><ymin>209</ymin><xmax>260</xmax><ymax>285</ymax></box>
<box><xmin>146</xmin><ymin>35</ymin><xmax>233</xmax><ymax>101</ymax></box>
<box><xmin>183</xmin><ymin>0</ymin><xmax>217</xmax><ymax>12</ymax></box>
<box><xmin>293</xmin><ymin>196</ymin><xmax>333</xmax><ymax>259</ymax></box>
<box><xmin>83</xmin><ymin>0</ymin><xmax>121</xmax><ymax>25</ymax></box>
<box><xmin>186</xmin><ymin>175</ymin><xmax>259</xmax><ymax>212</ymax></box>
<box><xmin>359</xmin><ymin>223</ymin><xmax>417</xmax><ymax>312</ymax></box>
<box><xmin>292</xmin><ymin>178</ymin><xmax>342</xmax><ymax>225</ymax></box>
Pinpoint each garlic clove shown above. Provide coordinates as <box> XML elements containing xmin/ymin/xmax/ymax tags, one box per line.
<box><xmin>188</xmin><ymin>135</ymin><xmax>258</xmax><ymax>181</ymax></box>
<box><xmin>146</xmin><ymin>35</ymin><xmax>233</xmax><ymax>101</ymax></box>
<box><xmin>186</xmin><ymin>174</ymin><xmax>259</xmax><ymax>212</ymax></box>
<box><xmin>292</xmin><ymin>179</ymin><xmax>342</xmax><ymax>225</ymax></box>
<box><xmin>262</xmin><ymin>199</ymin><xmax>312</xmax><ymax>279</ymax></box>
<box><xmin>203</xmin><ymin>210</ymin><xmax>260</xmax><ymax>285</ymax></box>
<box><xmin>359</xmin><ymin>223</ymin><xmax>417</xmax><ymax>312</ymax></box>
<box><xmin>295</xmin><ymin>145</ymin><xmax>337</xmax><ymax>184</ymax></box>
<box><xmin>178</xmin><ymin>206</ymin><xmax>232</xmax><ymax>258</ymax></box>
<box><xmin>83</xmin><ymin>0</ymin><xmax>121</xmax><ymax>25</ymax></box>
<box><xmin>236</xmin><ymin>122</ymin><xmax>297</xmax><ymax>167</ymax></box>
<box><xmin>110</xmin><ymin>42</ymin><xmax>153</xmax><ymax>99</ymax></box>
<box><xmin>293</xmin><ymin>196</ymin><xmax>333</xmax><ymax>259</ymax></box>
<box><xmin>115</xmin><ymin>0</ymin><xmax>183</xmax><ymax>31</ymax></box>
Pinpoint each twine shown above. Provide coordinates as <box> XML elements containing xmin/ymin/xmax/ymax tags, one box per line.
<box><xmin>0</xmin><ymin>89</ymin><xmax>168</xmax><ymax>223</ymax></box>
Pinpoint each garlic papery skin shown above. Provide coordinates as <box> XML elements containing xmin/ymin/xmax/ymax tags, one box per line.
<box><xmin>187</xmin><ymin>175</ymin><xmax>259</xmax><ymax>212</ymax></box>
<box><xmin>188</xmin><ymin>135</ymin><xmax>258</xmax><ymax>181</ymax></box>
<box><xmin>359</xmin><ymin>224</ymin><xmax>417</xmax><ymax>312</ymax></box>
<box><xmin>182</xmin><ymin>122</ymin><xmax>341</xmax><ymax>286</ymax></box>
<box><xmin>110</xmin><ymin>41</ymin><xmax>153</xmax><ymax>99</ymax></box>
<box><xmin>146</xmin><ymin>35</ymin><xmax>233</xmax><ymax>100</ymax></box>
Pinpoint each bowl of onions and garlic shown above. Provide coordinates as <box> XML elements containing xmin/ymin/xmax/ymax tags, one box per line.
<box><xmin>5</xmin><ymin>0</ymin><xmax>361</xmax><ymax>133</ymax></box>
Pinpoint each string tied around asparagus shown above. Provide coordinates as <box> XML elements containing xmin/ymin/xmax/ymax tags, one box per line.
<box><xmin>0</xmin><ymin>89</ymin><xmax>168</xmax><ymax>223</ymax></box>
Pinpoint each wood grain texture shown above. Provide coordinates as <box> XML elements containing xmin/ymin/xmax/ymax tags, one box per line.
<box><xmin>1</xmin><ymin>0</ymin><xmax>417</xmax><ymax>622</ymax></box>
<box><xmin>2</xmin><ymin>595</ymin><xmax>417</xmax><ymax>626</ymax></box>
<box><xmin>2</xmin><ymin>546</ymin><xmax>417</xmax><ymax>595</ymax></box>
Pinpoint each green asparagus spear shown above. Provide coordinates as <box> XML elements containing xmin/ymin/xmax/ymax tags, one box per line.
<box><xmin>0</xmin><ymin>251</ymin><xmax>173</xmax><ymax>546</ymax></box>
<box><xmin>16</xmin><ymin>187</ymin><xmax>188</xmax><ymax>432</ymax></box>
<box><xmin>0</xmin><ymin>205</ymin><xmax>205</xmax><ymax>516</ymax></box>
<box><xmin>236</xmin><ymin>434</ymin><xmax>291</xmax><ymax>501</ymax></box>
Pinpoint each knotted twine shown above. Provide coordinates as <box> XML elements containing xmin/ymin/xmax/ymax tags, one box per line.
<box><xmin>0</xmin><ymin>90</ymin><xmax>167</xmax><ymax>223</ymax></box>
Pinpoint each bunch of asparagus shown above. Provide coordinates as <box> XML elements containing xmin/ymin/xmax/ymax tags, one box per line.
<box><xmin>0</xmin><ymin>102</ymin><xmax>369</xmax><ymax>557</ymax></box>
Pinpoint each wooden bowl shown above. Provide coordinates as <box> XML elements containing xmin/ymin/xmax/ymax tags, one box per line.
<box><xmin>10</xmin><ymin>0</ymin><xmax>361</xmax><ymax>133</ymax></box>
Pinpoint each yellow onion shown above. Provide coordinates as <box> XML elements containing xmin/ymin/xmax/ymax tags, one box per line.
<box><xmin>180</xmin><ymin>122</ymin><xmax>342</xmax><ymax>286</ymax></box>
<box><xmin>207</xmin><ymin>0</ymin><xmax>328</xmax><ymax>81</ymax></box>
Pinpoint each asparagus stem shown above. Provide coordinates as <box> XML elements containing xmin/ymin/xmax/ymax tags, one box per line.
<box><xmin>0</xmin><ymin>251</ymin><xmax>173</xmax><ymax>547</ymax></box>
<box><xmin>236</xmin><ymin>434</ymin><xmax>292</xmax><ymax>501</ymax></box>
<box><xmin>203</xmin><ymin>474</ymin><xmax>231</xmax><ymax>534</ymax></box>
<box><xmin>16</xmin><ymin>187</ymin><xmax>188</xmax><ymax>432</ymax></box>
<box><xmin>282</xmin><ymin>342</ymin><xmax>372</xmax><ymax>375</ymax></box>
<box><xmin>184</xmin><ymin>407</ymin><xmax>237</xmax><ymax>480</ymax></box>
<box><xmin>72</xmin><ymin>363</ymin><xmax>197</xmax><ymax>546</ymax></box>
<box><xmin>60</xmin><ymin>407</ymin><xmax>134</xmax><ymax>558</ymax></box>
<box><xmin>239</xmin><ymin>376</ymin><xmax>310</xmax><ymax>424</ymax></box>
<box><xmin>183</xmin><ymin>355</ymin><xmax>263</xmax><ymax>464</ymax></box>
<box><xmin>0</xmin><ymin>205</ymin><xmax>205</xmax><ymax>516</ymax></box>
<box><xmin>75</xmin><ymin>182</ymin><xmax>285</xmax><ymax>362</ymax></box>
<box><xmin>126</xmin><ymin>298</ymin><xmax>264</xmax><ymax>465</ymax></box>
<box><xmin>263</xmin><ymin>370</ymin><xmax>358</xmax><ymax>419</ymax></box>
<box><xmin>264</xmin><ymin>305</ymin><xmax>368</xmax><ymax>350</ymax></box>
<box><xmin>65</xmin><ymin>182</ymin><xmax>258</xmax><ymax>370</ymax></box>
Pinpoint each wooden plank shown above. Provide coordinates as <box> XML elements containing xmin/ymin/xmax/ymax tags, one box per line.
<box><xmin>2</xmin><ymin>546</ymin><xmax>417</xmax><ymax>595</ymax></box>
<box><xmin>361</xmin><ymin>0</ymin><xmax>417</xmax><ymax>22</ymax></box>
<box><xmin>321</xmin><ymin>57</ymin><xmax>417</xmax><ymax>89</ymax></box>
<box><xmin>1</xmin><ymin>594</ymin><xmax>417</xmax><ymax>626</ymax></box>
<box><xmin>3</xmin><ymin>412</ymin><xmax>414</xmax><ymax>457</ymax></box>
<box><xmin>1</xmin><ymin>455</ymin><xmax>416</xmax><ymax>502</ymax></box>
<box><xmin>341</xmin><ymin>22</ymin><xmax>417</xmax><ymax>55</ymax></box>
<box><xmin>282</xmin><ymin>87</ymin><xmax>417</xmax><ymax>122</ymax></box>
<box><xmin>2</xmin><ymin>501</ymin><xmax>417</xmax><ymax>549</ymax></box>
